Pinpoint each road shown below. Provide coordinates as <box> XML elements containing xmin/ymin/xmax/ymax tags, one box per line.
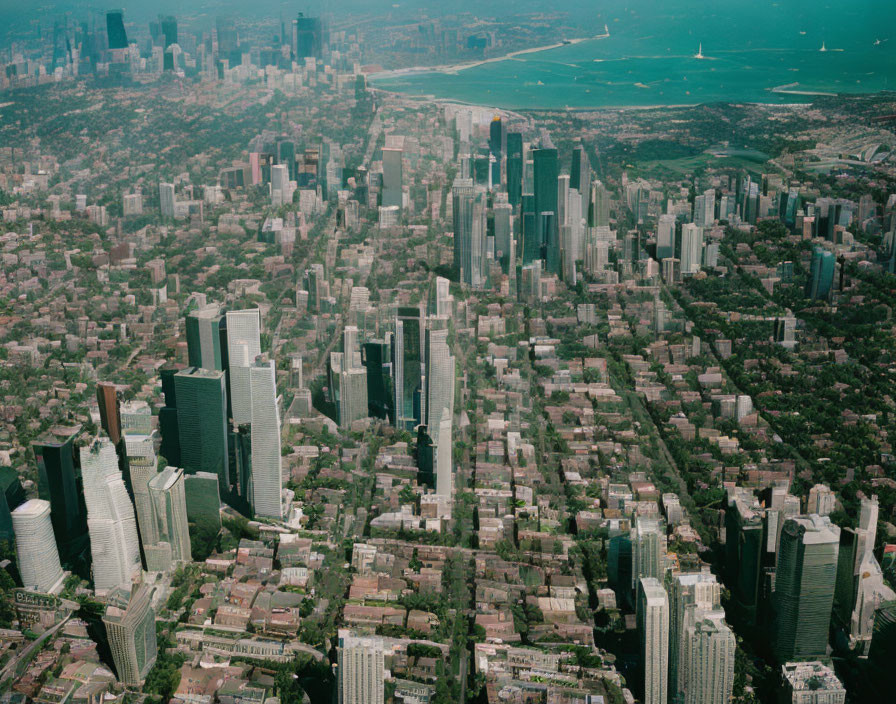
<box><xmin>0</xmin><ymin>610</ymin><xmax>73</xmax><ymax>684</ymax></box>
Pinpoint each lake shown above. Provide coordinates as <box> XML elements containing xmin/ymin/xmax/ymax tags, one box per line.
<box><xmin>371</xmin><ymin>1</ymin><xmax>896</xmax><ymax>109</ymax></box>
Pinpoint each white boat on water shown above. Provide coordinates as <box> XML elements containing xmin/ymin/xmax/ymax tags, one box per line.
<box><xmin>820</xmin><ymin>41</ymin><xmax>827</xmax><ymax>52</ymax></box>
<box><xmin>694</xmin><ymin>43</ymin><xmax>705</xmax><ymax>59</ymax></box>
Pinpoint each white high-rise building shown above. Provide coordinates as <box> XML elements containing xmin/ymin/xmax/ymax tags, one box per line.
<box><xmin>808</xmin><ymin>484</ymin><xmax>835</xmax><ymax>516</ymax></box>
<box><xmin>12</xmin><ymin>499</ymin><xmax>65</xmax><ymax>594</ymax></box>
<box><xmin>424</xmin><ymin>324</ymin><xmax>455</xmax><ymax>453</ymax></box>
<box><xmin>670</xmin><ymin>572</ymin><xmax>721</xmax><ymax>699</ymax></box>
<box><xmin>657</xmin><ymin>214</ymin><xmax>676</xmax><ymax>260</ymax></box>
<box><xmin>124</xmin><ymin>433</ymin><xmax>159</xmax><ymax>548</ymax></box>
<box><xmin>159</xmin><ymin>182</ymin><xmax>176</xmax><ymax>218</ymax></box>
<box><xmin>435</xmin><ymin>409</ymin><xmax>453</xmax><ymax>500</ymax></box>
<box><xmin>226</xmin><ymin>308</ymin><xmax>262</xmax><ymax>425</ymax></box>
<box><xmin>638</xmin><ymin>577</ymin><xmax>669</xmax><ymax>704</ymax></box>
<box><xmin>80</xmin><ymin>438</ymin><xmax>141</xmax><ymax>593</ymax></box>
<box><xmin>249</xmin><ymin>357</ymin><xmax>283</xmax><ymax>519</ymax></box>
<box><xmin>683</xmin><ymin>610</ymin><xmax>735</xmax><ymax>704</ymax></box>
<box><xmin>632</xmin><ymin>516</ymin><xmax>667</xmax><ymax>596</ymax></box>
<box><xmin>337</xmin><ymin>630</ymin><xmax>386</xmax><ymax>704</ymax></box>
<box><xmin>103</xmin><ymin>582</ymin><xmax>158</xmax><ymax>685</ymax></box>
<box><xmin>680</xmin><ymin>223</ymin><xmax>704</xmax><ymax>275</ymax></box>
<box><xmin>148</xmin><ymin>467</ymin><xmax>192</xmax><ymax>564</ymax></box>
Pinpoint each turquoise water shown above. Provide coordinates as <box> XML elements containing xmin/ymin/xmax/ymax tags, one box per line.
<box><xmin>372</xmin><ymin>1</ymin><xmax>896</xmax><ymax>108</ymax></box>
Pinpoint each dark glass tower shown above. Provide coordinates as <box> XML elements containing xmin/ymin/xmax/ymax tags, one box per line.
<box><xmin>33</xmin><ymin>430</ymin><xmax>91</xmax><ymax>578</ymax></box>
<box><xmin>106</xmin><ymin>10</ymin><xmax>129</xmax><ymax>50</ymax></box>
<box><xmin>161</xmin><ymin>16</ymin><xmax>177</xmax><ymax>49</ymax></box>
<box><xmin>393</xmin><ymin>308</ymin><xmax>423</xmax><ymax>431</ymax></box>
<box><xmin>533</xmin><ymin>148</ymin><xmax>559</xmax><ymax>269</ymax></box>
<box><xmin>295</xmin><ymin>14</ymin><xmax>323</xmax><ymax>59</ymax></box>
<box><xmin>807</xmin><ymin>247</ymin><xmax>835</xmax><ymax>300</ymax></box>
<box><xmin>506</xmin><ymin>133</ymin><xmax>523</xmax><ymax>207</ymax></box>
<box><xmin>174</xmin><ymin>368</ymin><xmax>229</xmax><ymax>493</ymax></box>
<box><xmin>0</xmin><ymin>467</ymin><xmax>25</xmax><ymax>542</ymax></box>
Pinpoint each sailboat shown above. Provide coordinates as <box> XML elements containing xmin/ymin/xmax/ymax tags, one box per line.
<box><xmin>820</xmin><ymin>41</ymin><xmax>827</xmax><ymax>52</ymax></box>
<box><xmin>694</xmin><ymin>43</ymin><xmax>705</xmax><ymax>59</ymax></box>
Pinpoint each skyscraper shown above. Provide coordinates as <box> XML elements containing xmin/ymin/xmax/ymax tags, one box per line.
<box><xmin>226</xmin><ymin>309</ymin><xmax>262</xmax><ymax>425</ymax></box>
<box><xmin>670</xmin><ymin>572</ymin><xmax>721</xmax><ymax>699</ymax></box>
<box><xmin>0</xmin><ymin>467</ymin><xmax>25</xmax><ymax>542</ymax></box>
<box><xmin>174</xmin><ymin>368</ymin><xmax>229</xmax><ymax>491</ymax></box>
<box><xmin>250</xmin><ymin>357</ymin><xmax>283</xmax><ymax>520</ymax></box>
<box><xmin>452</xmin><ymin>178</ymin><xmax>475</xmax><ymax>285</ymax></box>
<box><xmin>393</xmin><ymin>307</ymin><xmax>423</xmax><ymax>431</ymax></box>
<box><xmin>186</xmin><ymin>305</ymin><xmax>226</xmax><ymax>371</ymax></box>
<box><xmin>632</xmin><ymin>516</ymin><xmax>667</xmax><ymax>595</ymax></box>
<box><xmin>494</xmin><ymin>200</ymin><xmax>513</xmax><ymax>273</ymax></box>
<box><xmin>33</xmin><ymin>429</ymin><xmax>90</xmax><ymax>578</ymax></box>
<box><xmin>589</xmin><ymin>180</ymin><xmax>610</xmax><ymax>228</ymax></box>
<box><xmin>160</xmin><ymin>16</ymin><xmax>177</xmax><ymax>49</ymax></box>
<box><xmin>506</xmin><ymin>132</ymin><xmax>523</xmax><ymax>207</ymax></box>
<box><xmin>781</xmin><ymin>662</ymin><xmax>846</xmax><ymax>704</ymax></box>
<box><xmin>294</xmin><ymin>13</ymin><xmax>323</xmax><ymax>59</ymax></box>
<box><xmin>773</xmin><ymin>515</ymin><xmax>840</xmax><ymax>663</ymax></box>
<box><xmin>337</xmin><ymin>630</ymin><xmax>385</xmax><ymax>704</ymax></box>
<box><xmin>106</xmin><ymin>10</ymin><xmax>129</xmax><ymax>50</ymax></box>
<box><xmin>80</xmin><ymin>438</ymin><xmax>141</xmax><ymax>593</ymax></box>
<box><xmin>124</xmin><ymin>433</ymin><xmax>159</xmax><ymax>549</ymax></box>
<box><xmin>533</xmin><ymin>148</ymin><xmax>559</xmax><ymax>268</ymax></box>
<box><xmin>96</xmin><ymin>382</ymin><xmax>123</xmax><ymax>445</ymax></box>
<box><xmin>148</xmin><ymin>467</ymin><xmax>192</xmax><ymax>564</ymax></box>
<box><xmin>570</xmin><ymin>146</ymin><xmax>591</xmax><ymax>220</ymax></box>
<box><xmin>683</xmin><ymin>612</ymin><xmax>735</xmax><ymax>704</ymax></box>
<box><xmin>638</xmin><ymin>577</ymin><xmax>669</xmax><ymax>704</ymax></box>
<box><xmin>726</xmin><ymin>490</ymin><xmax>764</xmax><ymax>627</ymax></box>
<box><xmin>424</xmin><ymin>322</ymin><xmax>455</xmax><ymax>498</ymax></box>
<box><xmin>159</xmin><ymin>182</ymin><xmax>175</xmax><ymax>218</ymax></box>
<box><xmin>103</xmin><ymin>582</ymin><xmax>158</xmax><ymax>685</ymax></box>
<box><xmin>381</xmin><ymin>147</ymin><xmax>403</xmax><ymax>209</ymax></box>
<box><xmin>184</xmin><ymin>472</ymin><xmax>222</xmax><ymax>529</ymax></box>
<box><xmin>12</xmin><ymin>499</ymin><xmax>65</xmax><ymax>594</ymax></box>
<box><xmin>680</xmin><ymin>223</ymin><xmax>704</xmax><ymax>275</ymax></box>
<box><xmin>657</xmin><ymin>214</ymin><xmax>676</xmax><ymax>262</ymax></box>
<box><xmin>806</xmin><ymin>247</ymin><xmax>835</xmax><ymax>301</ymax></box>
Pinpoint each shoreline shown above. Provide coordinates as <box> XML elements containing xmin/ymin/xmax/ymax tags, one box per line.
<box><xmin>369</xmin><ymin>31</ymin><xmax>611</xmax><ymax>80</ymax></box>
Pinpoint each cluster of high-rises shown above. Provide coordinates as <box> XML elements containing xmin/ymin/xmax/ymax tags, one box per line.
<box><xmin>4</xmin><ymin>9</ymin><xmax>329</xmax><ymax>89</ymax></box>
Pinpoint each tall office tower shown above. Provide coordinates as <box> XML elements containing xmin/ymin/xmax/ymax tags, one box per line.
<box><xmin>637</xmin><ymin>578</ymin><xmax>669</xmax><ymax>704</ymax></box>
<box><xmin>294</xmin><ymin>13</ymin><xmax>323</xmax><ymax>59</ymax></box>
<box><xmin>434</xmin><ymin>277</ymin><xmax>453</xmax><ymax>318</ymax></box>
<box><xmin>124</xmin><ymin>434</ymin><xmax>159</xmax><ymax>548</ymax></box>
<box><xmin>393</xmin><ymin>307</ymin><xmax>423</xmax><ymax>431</ymax></box>
<box><xmin>494</xmin><ymin>200</ymin><xmax>513</xmax><ymax>273</ymax></box>
<box><xmin>103</xmin><ymin>583</ymin><xmax>158</xmax><ymax>686</ymax></box>
<box><xmin>184</xmin><ymin>472</ymin><xmax>222</xmax><ymax>528</ymax></box>
<box><xmin>725</xmin><ymin>489</ymin><xmax>764</xmax><ymax>627</ymax></box>
<box><xmin>533</xmin><ymin>148</ymin><xmax>559</xmax><ymax>265</ymax></box>
<box><xmin>186</xmin><ymin>305</ymin><xmax>226</xmax><ymax>371</ymax></box>
<box><xmin>566</xmin><ymin>188</ymin><xmax>584</xmax><ymax>257</ymax></box>
<box><xmin>0</xmin><ymin>467</ymin><xmax>25</xmax><ymax>542</ymax></box>
<box><xmin>541</xmin><ymin>211</ymin><xmax>560</xmax><ymax>275</ymax></box>
<box><xmin>161</xmin><ymin>16</ymin><xmax>177</xmax><ymax>48</ymax></box>
<box><xmin>226</xmin><ymin>309</ymin><xmax>262</xmax><ymax>425</ymax></box>
<box><xmin>337</xmin><ymin>630</ymin><xmax>385</xmax><ymax>704</ymax></box>
<box><xmin>159</xmin><ymin>366</ymin><xmax>181</xmax><ymax>468</ymax></box>
<box><xmin>216</xmin><ymin>16</ymin><xmax>239</xmax><ymax>62</ymax></box>
<box><xmin>424</xmin><ymin>323</ymin><xmax>455</xmax><ymax>495</ymax></box>
<box><xmin>773</xmin><ymin>515</ymin><xmax>840</xmax><ymax>663</ymax></box>
<box><xmin>834</xmin><ymin>495</ymin><xmax>894</xmax><ymax>644</ymax></box>
<box><xmin>657</xmin><ymin>214</ymin><xmax>676</xmax><ymax>261</ymax></box>
<box><xmin>344</xmin><ymin>326</ymin><xmax>362</xmax><ymax>371</ymax></box>
<box><xmin>174</xmin><ymin>368</ymin><xmax>229</xmax><ymax>491</ymax></box>
<box><xmin>694</xmin><ymin>189</ymin><xmax>715</xmax><ymax>228</ymax></box>
<box><xmin>363</xmin><ymin>341</ymin><xmax>392</xmax><ymax>422</ymax></box>
<box><xmin>159</xmin><ymin>182</ymin><xmax>175</xmax><ymax>218</ymax></box>
<box><xmin>670</xmin><ymin>572</ymin><xmax>721</xmax><ymax>699</ymax></box>
<box><xmin>589</xmin><ymin>180</ymin><xmax>611</xmax><ymax>227</ymax></box>
<box><xmin>33</xmin><ymin>429</ymin><xmax>90</xmax><ymax>578</ymax></box>
<box><xmin>570</xmin><ymin>146</ymin><xmax>591</xmax><ymax>220</ymax></box>
<box><xmin>12</xmin><ymin>499</ymin><xmax>66</xmax><ymax>594</ymax></box>
<box><xmin>470</xmin><ymin>193</ymin><xmax>487</xmax><ymax>287</ymax></box>
<box><xmin>121</xmin><ymin>401</ymin><xmax>153</xmax><ymax>436</ymax></box>
<box><xmin>80</xmin><ymin>439</ymin><xmax>141</xmax><ymax>593</ymax></box>
<box><xmin>249</xmin><ymin>357</ymin><xmax>283</xmax><ymax>520</ymax></box>
<box><xmin>489</xmin><ymin>116</ymin><xmax>504</xmax><ymax>159</ymax></box>
<box><xmin>558</xmin><ymin>174</ymin><xmax>570</xmax><ymax>226</ymax></box>
<box><xmin>560</xmin><ymin>225</ymin><xmax>577</xmax><ymax>284</ymax></box>
<box><xmin>683</xmin><ymin>612</ymin><xmax>735</xmax><ymax>704</ymax></box>
<box><xmin>106</xmin><ymin>10</ymin><xmax>129</xmax><ymax>50</ymax></box>
<box><xmin>781</xmin><ymin>662</ymin><xmax>846</xmax><ymax>704</ymax></box>
<box><xmin>330</xmin><ymin>352</ymin><xmax>369</xmax><ymax>428</ymax></box>
<box><xmin>807</xmin><ymin>484</ymin><xmax>835</xmax><ymax>516</ymax></box>
<box><xmin>506</xmin><ymin>132</ymin><xmax>523</xmax><ymax>207</ymax></box>
<box><xmin>96</xmin><ymin>382</ymin><xmax>123</xmax><ymax>445</ymax></box>
<box><xmin>679</xmin><ymin>223</ymin><xmax>704</xmax><ymax>275</ymax></box>
<box><xmin>148</xmin><ymin>467</ymin><xmax>191</xmax><ymax>564</ymax></box>
<box><xmin>381</xmin><ymin>148</ymin><xmax>403</xmax><ymax>209</ymax></box>
<box><xmin>452</xmin><ymin>178</ymin><xmax>475</xmax><ymax>284</ymax></box>
<box><xmin>631</xmin><ymin>516</ymin><xmax>667</xmax><ymax>595</ymax></box>
<box><xmin>806</xmin><ymin>247</ymin><xmax>835</xmax><ymax>300</ymax></box>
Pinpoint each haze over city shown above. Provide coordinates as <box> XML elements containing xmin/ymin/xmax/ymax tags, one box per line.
<box><xmin>0</xmin><ymin>3</ymin><xmax>893</xmax><ymax>704</ymax></box>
